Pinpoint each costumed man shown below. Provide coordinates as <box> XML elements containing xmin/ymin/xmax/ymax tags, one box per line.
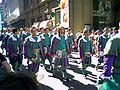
<box><xmin>37</xmin><ymin>27</ymin><xmax>44</xmax><ymax>37</ymax></box>
<box><xmin>24</xmin><ymin>27</ymin><xmax>43</xmax><ymax>73</ymax></box>
<box><xmin>112</xmin><ymin>27</ymin><xmax>119</xmax><ymax>36</ymax></box>
<box><xmin>0</xmin><ymin>28</ymin><xmax>7</xmax><ymax>41</ymax></box>
<box><xmin>97</xmin><ymin>32</ymin><xmax>120</xmax><ymax>90</ymax></box>
<box><xmin>1</xmin><ymin>28</ymin><xmax>12</xmax><ymax>56</ymax></box>
<box><xmin>96</xmin><ymin>27</ymin><xmax>110</xmax><ymax>70</ymax></box>
<box><xmin>41</xmin><ymin>28</ymin><xmax>53</xmax><ymax>70</ymax></box>
<box><xmin>50</xmin><ymin>27</ymin><xmax>58</xmax><ymax>39</ymax></box>
<box><xmin>22</xmin><ymin>27</ymin><xmax>31</xmax><ymax>41</ymax></box>
<box><xmin>94</xmin><ymin>29</ymin><xmax>102</xmax><ymax>57</ymax></box>
<box><xmin>7</xmin><ymin>28</ymin><xmax>23</xmax><ymax>71</ymax></box>
<box><xmin>74</xmin><ymin>30</ymin><xmax>83</xmax><ymax>52</ymax></box>
<box><xmin>78</xmin><ymin>28</ymin><xmax>92</xmax><ymax>78</ymax></box>
<box><xmin>50</xmin><ymin>27</ymin><xmax>70</xmax><ymax>81</ymax></box>
<box><xmin>67</xmin><ymin>28</ymin><xmax>74</xmax><ymax>54</ymax></box>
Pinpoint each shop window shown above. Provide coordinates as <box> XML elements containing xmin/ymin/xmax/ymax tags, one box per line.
<box><xmin>93</xmin><ymin>0</ymin><xmax>112</xmax><ymax>29</ymax></box>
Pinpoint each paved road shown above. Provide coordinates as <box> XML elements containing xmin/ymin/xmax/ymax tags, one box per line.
<box><xmin>35</xmin><ymin>52</ymin><xmax>102</xmax><ymax>90</ymax></box>
<box><xmin>0</xmin><ymin>41</ymin><xmax>102</xmax><ymax>90</ymax></box>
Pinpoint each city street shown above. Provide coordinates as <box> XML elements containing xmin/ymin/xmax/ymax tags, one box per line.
<box><xmin>0</xmin><ymin>41</ymin><xmax>102</xmax><ymax>90</ymax></box>
<box><xmin>0</xmin><ymin>0</ymin><xmax>120</xmax><ymax>90</ymax></box>
<box><xmin>29</xmin><ymin>52</ymin><xmax>102</xmax><ymax>90</ymax></box>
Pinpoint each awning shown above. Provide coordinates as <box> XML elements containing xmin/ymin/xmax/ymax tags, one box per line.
<box><xmin>32</xmin><ymin>20</ymin><xmax>54</xmax><ymax>29</ymax></box>
<box><xmin>32</xmin><ymin>22</ymin><xmax>40</xmax><ymax>29</ymax></box>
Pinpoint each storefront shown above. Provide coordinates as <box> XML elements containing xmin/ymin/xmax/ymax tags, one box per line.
<box><xmin>93</xmin><ymin>0</ymin><xmax>112</xmax><ymax>29</ymax></box>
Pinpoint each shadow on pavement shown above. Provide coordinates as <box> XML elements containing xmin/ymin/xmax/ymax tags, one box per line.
<box><xmin>68</xmin><ymin>64</ymin><xmax>98</xmax><ymax>84</ymax></box>
<box><xmin>20</xmin><ymin>65</ymin><xmax>54</xmax><ymax>90</ymax></box>
<box><xmin>40</xmin><ymin>83</ymin><xmax>54</xmax><ymax>90</ymax></box>
<box><xmin>49</xmin><ymin>69</ymin><xmax>74</xmax><ymax>81</ymax></box>
<box><xmin>19</xmin><ymin>62</ymin><xmax>97</xmax><ymax>90</ymax></box>
<box><xmin>63</xmin><ymin>79</ymin><xmax>97</xmax><ymax>90</ymax></box>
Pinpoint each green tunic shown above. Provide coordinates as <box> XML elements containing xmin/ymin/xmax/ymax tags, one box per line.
<box><xmin>58</xmin><ymin>35</ymin><xmax>66</xmax><ymax>50</ymax></box>
<box><xmin>24</xmin><ymin>36</ymin><xmax>42</xmax><ymax>59</ymax></box>
<box><xmin>79</xmin><ymin>37</ymin><xmax>91</xmax><ymax>55</ymax></box>
<box><xmin>43</xmin><ymin>34</ymin><xmax>50</xmax><ymax>47</ymax></box>
<box><xmin>85</xmin><ymin>37</ymin><xmax>91</xmax><ymax>52</ymax></box>
<box><xmin>99</xmin><ymin>34</ymin><xmax>109</xmax><ymax>51</ymax></box>
<box><xmin>32</xmin><ymin>37</ymin><xmax>39</xmax><ymax>49</ymax></box>
<box><xmin>68</xmin><ymin>35</ymin><xmax>72</xmax><ymax>44</ymax></box>
<box><xmin>7</xmin><ymin>35</ymin><xmax>22</xmax><ymax>54</ymax></box>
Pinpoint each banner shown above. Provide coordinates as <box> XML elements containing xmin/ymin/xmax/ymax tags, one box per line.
<box><xmin>60</xmin><ymin>0</ymin><xmax>69</xmax><ymax>28</ymax></box>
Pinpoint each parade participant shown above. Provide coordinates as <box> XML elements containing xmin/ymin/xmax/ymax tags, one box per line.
<box><xmin>67</xmin><ymin>28</ymin><xmax>74</xmax><ymax>54</ymax></box>
<box><xmin>50</xmin><ymin>27</ymin><xmax>70</xmax><ymax>81</ymax></box>
<box><xmin>0</xmin><ymin>28</ymin><xmax>7</xmax><ymax>41</ymax></box>
<box><xmin>37</xmin><ymin>27</ymin><xmax>45</xmax><ymax>37</ymax></box>
<box><xmin>1</xmin><ymin>28</ymin><xmax>12</xmax><ymax>56</ymax></box>
<box><xmin>94</xmin><ymin>29</ymin><xmax>102</xmax><ymax>57</ymax></box>
<box><xmin>108</xmin><ymin>27</ymin><xmax>113</xmax><ymax>38</ymax></box>
<box><xmin>78</xmin><ymin>28</ymin><xmax>92</xmax><ymax>78</ymax></box>
<box><xmin>96</xmin><ymin>27</ymin><xmax>110</xmax><ymax>70</ymax></box>
<box><xmin>74</xmin><ymin>30</ymin><xmax>83</xmax><ymax>52</ymax></box>
<box><xmin>7</xmin><ymin>28</ymin><xmax>23</xmax><ymax>71</ymax></box>
<box><xmin>97</xmin><ymin>32</ymin><xmax>120</xmax><ymax>90</ymax></box>
<box><xmin>41</xmin><ymin>28</ymin><xmax>53</xmax><ymax>70</ymax></box>
<box><xmin>75</xmin><ymin>30</ymin><xmax>83</xmax><ymax>45</ymax></box>
<box><xmin>112</xmin><ymin>27</ymin><xmax>119</xmax><ymax>36</ymax></box>
<box><xmin>22</xmin><ymin>27</ymin><xmax>31</xmax><ymax>41</ymax></box>
<box><xmin>90</xmin><ymin>29</ymin><xmax>95</xmax><ymax>54</ymax></box>
<box><xmin>24</xmin><ymin>27</ymin><xmax>43</xmax><ymax>73</ymax></box>
<box><xmin>0</xmin><ymin>53</ymin><xmax>11</xmax><ymax>73</ymax></box>
<box><xmin>0</xmin><ymin>72</ymin><xmax>41</xmax><ymax>90</ymax></box>
<box><xmin>39</xmin><ymin>27</ymin><xmax>45</xmax><ymax>35</ymax></box>
<box><xmin>50</xmin><ymin>27</ymin><xmax>58</xmax><ymax>38</ymax></box>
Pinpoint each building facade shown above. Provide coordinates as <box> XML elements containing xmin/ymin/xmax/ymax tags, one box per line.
<box><xmin>2</xmin><ymin>0</ymin><xmax>120</xmax><ymax>34</ymax></box>
<box><xmin>24</xmin><ymin>0</ymin><xmax>59</xmax><ymax>27</ymax></box>
<box><xmin>3</xmin><ymin>0</ymin><xmax>24</xmax><ymax>28</ymax></box>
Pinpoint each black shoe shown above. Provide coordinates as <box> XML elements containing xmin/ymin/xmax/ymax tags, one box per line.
<box><xmin>83</xmin><ymin>74</ymin><xmax>87</xmax><ymax>79</ymax></box>
<box><xmin>52</xmin><ymin>72</ymin><xmax>56</xmax><ymax>77</ymax></box>
<box><xmin>62</xmin><ymin>77</ymin><xmax>71</xmax><ymax>81</ymax></box>
<box><xmin>50</xmin><ymin>66</ymin><xmax>53</xmax><ymax>71</ymax></box>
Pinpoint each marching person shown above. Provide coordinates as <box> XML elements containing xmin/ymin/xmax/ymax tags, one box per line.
<box><xmin>41</xmin><ymin>28</ymin><xmax>53</xmax><ymax>70</ymax></box>
<box><xmin>7</xmin><ymin>28</ymin><xmax>23</xmax><ymax>71</ymax></box>
<box><xmin>67</xmin><ymin>28</ymin><xmax>74</xmax><ymax>54</ymax></box>
<box><xmin>1</xmin><ymin>28</ymin><xmax>12</xmax><ymax>56</ymax></box>
<box><xmin>97</xmin><ymin>31</ymin><xmax>120</xmax><ymax>90</ymax></box>
<box><xmin>74</xmin><ymin>30</ymin><xmax>83</xmax><ymax>52</ymax></box>
<box><xmin>50</xmin><ymin>27</ymin><xmax>70</xmax><ymax>81</ymax></box>
<box><xmin>24</xmin><ymin>27</ymin><xmax>43</xmax><ymax>73</ymax></box>
<box><xmin>22</xmin><ymin>27</ymin><xmax>31</xmax><ymax>41</ymax></box>
<box><xmin>78</xmin><ymin>28</ymin><xmax>92</xmax><ymax>78</ymax></box>
<box><xmin>96</xmin><ymin>27</ymin><xmax>110</xmax><ymax>70</ymax></box>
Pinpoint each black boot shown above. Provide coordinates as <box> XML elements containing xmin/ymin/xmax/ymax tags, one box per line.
<box><xmin>62</xmin><ymin>70</ymin><xmax>71</xmax><ymax>81</ymax></box>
